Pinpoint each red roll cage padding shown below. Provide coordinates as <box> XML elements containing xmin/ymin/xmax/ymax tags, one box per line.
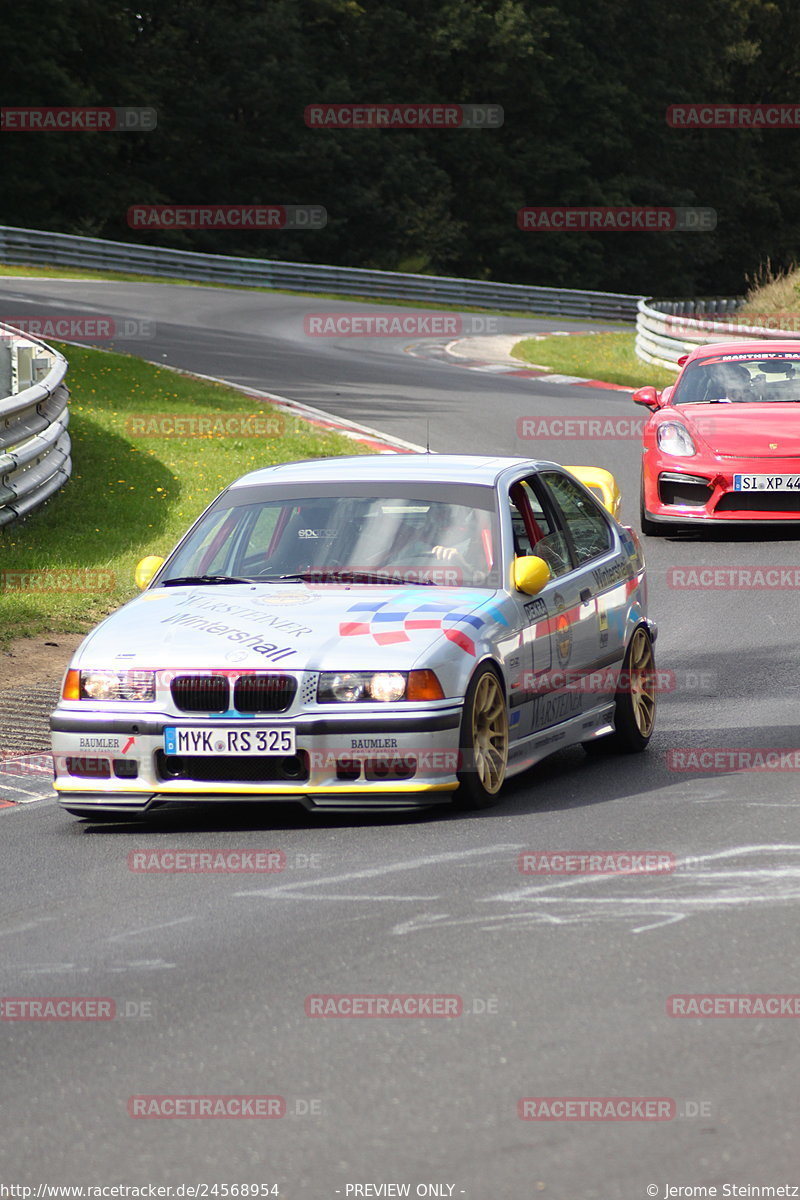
<box><xmin>480</xmin><ymin>525</ymin><xmax>493</xmax><ymax>569</ymax></box>
<box><xmin>508</xmin><ymin>481</ymin><xmax>544</xmax><ymax>549</ymax></box>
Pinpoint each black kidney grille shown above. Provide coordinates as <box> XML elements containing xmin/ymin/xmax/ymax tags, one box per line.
<box><xmin>233</xmin><ymin>674</ymin><xmax>297</xmax><ymax>713</ymax></box>
<box><xmin>171</xmin><ymin>675</ymin><xmax>229</xmax><ymax>713</ymax></box>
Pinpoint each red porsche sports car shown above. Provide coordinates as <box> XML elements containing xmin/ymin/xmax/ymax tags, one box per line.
<box><xmin>636</xmin><ymin>340</ymin><xmax>800</xmax><ymax>534</ymax></box>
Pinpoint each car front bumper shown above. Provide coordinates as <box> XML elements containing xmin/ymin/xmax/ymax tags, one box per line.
<box><xmin>643</xmin><ymin>457</ymin><xmax>800</xmax><ymax>523</ymax></box>
<box><xmin>50</xmin><ymin>705</ymin><xmax>464</xmax><ymax>813</ymax></box>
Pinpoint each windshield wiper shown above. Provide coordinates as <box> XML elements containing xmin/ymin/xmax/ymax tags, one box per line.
<box><xmin>258</xmin><ymin>570</ymin><xmax>434</xmax><ymax>585</ymax></box>
<box><xmin>161</xmin><ymin>575</ymin><xmax>256</xmax><ymax>587</ymax></box>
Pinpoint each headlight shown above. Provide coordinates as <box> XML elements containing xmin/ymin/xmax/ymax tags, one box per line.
<box><xmin>657</xmin><ymin>422</ymin><xmax>696</xmax><ymax>457</ymax></box>
<box><xmin>317</xmin><ymin>670</ymin><xmax>444</xmax><ymax>703</ymax></box>
<box><xmin>64</xmin><ymin>669</ymin><xmax>156</xmax><ymax>702</ymax></box>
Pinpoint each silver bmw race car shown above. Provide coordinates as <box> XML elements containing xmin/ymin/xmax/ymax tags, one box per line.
<box><xmin>50</xmin><ymin>454</ymin><xmax>657</xmax><ymax>819</ymax></box>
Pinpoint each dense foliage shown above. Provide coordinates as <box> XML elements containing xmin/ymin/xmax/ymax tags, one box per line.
<box><xmin>2</xmin><ymin>0</ymin><xmax>799</xmax><ymax>295</ymax></box>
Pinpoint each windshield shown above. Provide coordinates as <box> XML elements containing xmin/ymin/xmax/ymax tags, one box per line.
<box><xmin>673</xmin><ymin>353</ymin><xmax>800</xmax><ymax>405</ymax></box>
<box><xmin>161</xmin><ymin>484</ymin><xmax>500</xmax><ymax>589</ymax></box>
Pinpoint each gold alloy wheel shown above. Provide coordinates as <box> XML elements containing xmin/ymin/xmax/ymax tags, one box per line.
<box><xmin>470</xmin><ymin>670</ymin><xmax>509</xmax><ymax>794</ymax></box>
<box><xmin>628</xmin><ymin>626</ymin><xmax>656</xmax><ymax>738</ymax></box>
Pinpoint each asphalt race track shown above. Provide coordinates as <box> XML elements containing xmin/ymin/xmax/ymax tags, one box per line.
<box><xmin>1</xmin><ymin>280</ymin><xmax>799</xmax><ymax>1197</ymax></box>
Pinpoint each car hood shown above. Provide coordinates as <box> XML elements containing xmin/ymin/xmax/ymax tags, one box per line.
<box><xmin>74</xmin><ymin>583</ymin><xmax>507</xmax><ymax>672</ymax></box>
<box><xmin>673</xmin><ymin>403</ymin><xmax>800</xmax><ymax>457</ymax></box>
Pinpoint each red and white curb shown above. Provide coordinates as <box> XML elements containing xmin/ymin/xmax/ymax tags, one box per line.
<box><xmin>406</xmin><ymin>335</ymin><xmax>634</xmax><ymax>393</ymax></box>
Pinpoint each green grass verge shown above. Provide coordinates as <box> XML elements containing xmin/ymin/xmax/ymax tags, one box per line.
<box><xmin>512</xmin><ymin>331</ymin><xmax>677</xmax><ymax>389</ymax></box>
<box><xmin>0</xmin><ymin>343</ymin><xmax>371</xmax><ymax>646</ymax></box>
<box><xmin>0</xmin><ymin>260</ymin><xmax>613</xmax><ymax>322</ymax></box>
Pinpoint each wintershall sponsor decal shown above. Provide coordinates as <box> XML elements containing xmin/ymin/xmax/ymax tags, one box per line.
<box><xmin>1</xmin><ymin>997</ymin><xmax>115</xmax><ymax>1019</ymax></box>
<box><xmin>1</xmin><ymin>106</ymin><xmax>156</xmax><ymax>132</ymax></box>
<box><xmin>0</xmin><ymin>569</ymin><xmax>115</xmax><ymax>593</ymax></box>
<box><xmin>668</xmin><ymin>994</ymin><xmax>800</xmax><ymax>1017</ymax></box>
<box><xmin>303</xmin><ymin>313</ymin><xmax>499</xmax><ymax>337</ymax></box>
<box><xmin>128</xmin><ymin>850</ymin><xmax>286</xmax><ymax>873</ymax></box>
<box><xmin>517</xmin><ymin>207</ymin><xmax>716</xmax><ymax>232</ymax></box>
<box><xmin>305</xmin><ymin>994</ymin><xmax>462</xmax><ymax>1017</ymax></box>
<box><xmin>668</xmin><ymin>567</ymin><xmax>800</xmax><ymax>589</ymax></box>
<box><xmin>127</xmin><ymin>205</ymin><xmax>326</xmax><ymax>229</ymax></box>
<box><xmin>517</xmin><ymin>417</ymin><xmax>645</xmax><ymax>439</ymax></box>
<box><xmin>304</xmin><ymin>103</ymin><xmax>503</xmax><ymax>129</ymax></box>
<box><xmin>668</xmin><ymin>748</ymin><xmax>800</xmax><ymax>771</ymax></box>
<box><xmin>168</xmin><ymin>592</ymin><xmax>316</xmax><ymax>632</ymax></box>
<box><xmin>124</xmin><ymin>413</ymin><xmax>285</xmax><ymax>438</ymax></box>
<box><xmin>668</xmin><ymin>103</ymin><xmax>800</xmax><ymax>128</ymax></box>
<box><xmin>0</xmin><ymin>316</ymin><xmax>154</xmax><ymax>340</ymax></box>
<box><xmin>160</xmin><ymin>613</ymin><xmax>300</xmax><ymax>661</ymax></box>
<box><xmin>518</xmin><ymin>1097</ymin><xmax>675</xmax><ymax>1120</ymax></box>
<box><xmin>518</xmin><ymin>852</ymin><xmax>675</xmax><ymax>875</ymax></box>
<box><xmin>128</xmin><ymin>1095</ymin><xmax>285</xmax><ymax>1118</ymax></box>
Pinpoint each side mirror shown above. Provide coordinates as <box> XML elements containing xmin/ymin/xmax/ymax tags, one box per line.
<box><xmin>632</xmin><ymin>386</ymin><xmax>660</xmax><ymax>410</ymax></box>
<box><xmin>513</xmin><ymin>555</ymin><xmax>551</xmax><ymax>595</ymax></box>
<box><xmin>134</xmin><ymin>555</ymin><xmax>165</xmax><ymax>590</ymax></box>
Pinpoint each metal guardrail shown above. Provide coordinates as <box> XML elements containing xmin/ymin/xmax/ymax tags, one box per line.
<box><xmin>0</xmin><ymin>324</ymin><xmax>70</xmax><ymax>528</ymax></box>
<box><xmin>0</xmin><ymin>224</ymin><xmax>643</xmax><ymax>321</ymax></box>
<box><xmin>635</xmin><ymin>296</ymin><xmax>800</xmax><ymax>371</ymax></box>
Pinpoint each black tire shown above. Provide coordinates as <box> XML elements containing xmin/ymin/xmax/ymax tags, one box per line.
<box><xmin>583</xmin><ymin>625</ymin><xmax>657</xmax><ymax>756</ymax></box>
<box><xmin>455</xmin><ymin>664</ymin><xmax>509</xmax><ymax>809</ymax></box>
<box><xmin>640</xmin><ymin>477</ymin><xmax>669</xmax><ymax>537</ymax></box>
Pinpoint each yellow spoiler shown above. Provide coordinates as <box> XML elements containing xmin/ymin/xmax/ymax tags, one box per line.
<box><xmin>565</xmin><ymin>466</ymin><xmax>621</xmax><ymax>519</ymax></box>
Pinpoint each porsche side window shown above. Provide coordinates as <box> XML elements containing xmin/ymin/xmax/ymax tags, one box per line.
<box><xmin>541</xmin><ymin>473</ymin><xmax>612</xmax><ymax>565</ymax></box>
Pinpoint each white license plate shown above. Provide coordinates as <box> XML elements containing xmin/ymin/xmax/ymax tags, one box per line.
<box><xmin>164</xmin><ymin>726</ymin><xmax>295</xmax><ymax>756</ymax></box>
<box><xmin>734</xmin><ymin>474</ymin><xmax>800</xmax><ymax>491</ymax></box>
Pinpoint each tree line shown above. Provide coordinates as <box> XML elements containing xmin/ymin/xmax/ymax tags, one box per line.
<box><xmin>2</xmin><ymin>0</ymin><xmax>800</xmax><ymax>298</ymax></box>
